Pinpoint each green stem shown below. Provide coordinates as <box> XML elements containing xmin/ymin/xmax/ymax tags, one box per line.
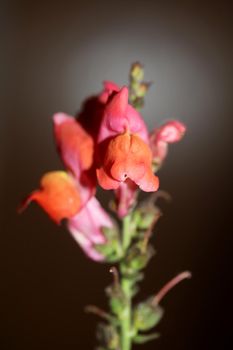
<box><xmin>120</xmin><ymin>215</ymin><xmax>132</xmax><ymax>350</ymax></box>
<box><xmin>122</xmin><ymin>214</ymin><xmax>131</xmax><ymax>251</ymax></box>
<box><xmin>121</xmin><ymin>278</ymin><xmax>131</xmax><ymax>350</ymax></box>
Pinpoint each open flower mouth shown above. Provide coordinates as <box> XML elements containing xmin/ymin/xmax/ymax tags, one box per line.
<box><xmin>97</xmin><ymin>132</ymin><xmax>159</xmax><ymax>192</ymax></box>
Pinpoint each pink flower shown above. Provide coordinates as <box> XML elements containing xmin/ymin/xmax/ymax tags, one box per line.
<box><xmin>150</xmin><ymin>120</ymin><xmax>186</xmax><ymax>166</ymax></box>
<box><xmin>68</xmin><ymin>197</ymin><xmax>114</xmax><ymax>261</ymax></box>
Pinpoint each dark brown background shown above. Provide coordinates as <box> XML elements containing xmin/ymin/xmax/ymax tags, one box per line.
<box><xmin>1</xmin><ymin>1</ymin><xmax>233</xmax><ymax>349</ymax></box>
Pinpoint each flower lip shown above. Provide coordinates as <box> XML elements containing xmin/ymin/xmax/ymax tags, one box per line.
<box><xmin>97</xmin><ymin>132</ymin><xmax>159</xmax><ymax>192</ymax></box>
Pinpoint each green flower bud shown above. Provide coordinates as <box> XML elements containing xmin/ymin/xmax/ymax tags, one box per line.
<box><xmin>97</xmin><ymin>323</ymin><xmax>119</xmax><ymax>350</ymax></box>
<box><xmin>109</xmin><ymin>296</ymin><xmax>126</xmax><ymax>317</ymax></box>
<box><xmin>136</xmin><ymin>83</ymin><xmax>150</xmax><ymax>98</ymax></box>
<box><xmin>130</xmin><ymin>62</ymin><xmax>144</xmax><ymax>82</ymax></box>
<box><xmin>136</xmin><ymin>206</ymin><xmax>161</xmax><ymax>230</ymax></box>
<box><xmin>131</xmin><ymin>97</ymin><xmax>145</xmax><ymax>111</ymax></box>
<box><xmin>106</xmin><ymin>285</ymin><xmax>126</xmax><ymax>317</ymax></box>
<box><xmin>95</xmin><ymin>226</ymin><xmax>123</xmax><ymax>262</ymax></box>
<box><xmin>133</xmin><ymin>298</ymin><xmax>164</xmax><ymax>332</ymax></box>
<box><xmin>121</xmin><ymin>244</ymin><xmax>154</xmax><ymax>275</ymax></box>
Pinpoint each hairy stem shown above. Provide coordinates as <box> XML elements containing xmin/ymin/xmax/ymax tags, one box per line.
<box><xmin>120</xmin><ymin>277</ymin><xmax>132</xmax><ymax>350</ymax></box>
<box><xmin>120</xmin><ymin>215</ymin><xmax>133</xmax><ymax>350</ymax></box>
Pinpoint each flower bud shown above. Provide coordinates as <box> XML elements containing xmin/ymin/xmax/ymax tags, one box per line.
<box><xmin>97</xmin><ymin>323</ymin><xmax>120</xmax><ymax>350</ymax></box>
<box><xmin>106</xmin><ymin>285</ymin><xmax>126</xmax><ymax>317</ymax></box>
<box><xmin>95</xmin><ymin>226</ymin><xmax>123</xmax><ymax>262</ymax></box>
<box><xmin>130</xmin><ymin>62</ymin><xmax>144</xmax><ymax>82</ymax></box>
<box><xmin>156</xmin><ymin>120</ymin><xmax>186</xmax><ymax>143</ymax></box>
<box><xmin>135</xmin><ymin>205</ymin><xmax>161</xmax><ymax>230</ymax></box>
<box><xmin>135</xmin><ymin>82</ymin><xmax>150</xmax><ymax>98</ymax></box>
<box><xmin>133</xmin><ymin>298</ymin><xmax>164</xmax><ymax>332</ymax></box>
<box><xmin>149</xmin><ymin>120</ymin><xmax>186</xmax><ymax>169</ymax></box>
<box><xmin>121</xmin><ymin>244</ymin><xmax>155</xmax><ymax>275</ymax></box>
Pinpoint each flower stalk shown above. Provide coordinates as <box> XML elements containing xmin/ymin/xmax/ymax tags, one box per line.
<box><xmin>120</xmin><ymin>215</ymin><xmax>133</xmax><ymax>350</ymax></box>
<box><xmin>20</xmin><ymin>61</ymin><xmax>189</xmax><ymax>350</ymax></box>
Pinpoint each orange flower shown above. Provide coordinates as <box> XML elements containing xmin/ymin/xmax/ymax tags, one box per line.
<box><xmin>97</xmin><ymin>132</ymin><xmax>159</xmax><ymax>192</ymax></box>
<box><xmin>19</xmin><ymin>171</ymin><xmax>81</xmax><ymax>224</ymax></box>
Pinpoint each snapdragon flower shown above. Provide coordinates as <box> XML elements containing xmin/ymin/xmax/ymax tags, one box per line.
<box><xmin>96</xmin><ymin>87</ymin><xmax>159</xmax><ymax>193</ymax></box>
<box><xmin>20</xmin><ymin>113</ymin><xmax>113</xmax><ymax>261</ymax></box>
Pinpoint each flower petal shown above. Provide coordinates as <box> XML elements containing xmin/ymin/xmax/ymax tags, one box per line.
<box><xmin>156</xmin><ymin>120</ymin><xmax>186</xmax><ymax>143</ymax></box>
<box><xmin>150</xmin><ymin>120</ymin><xmax>186</xmax><ymax>167</ymax></box>
<box><xmin>66</xmin><ymin>232</ymin><xmax>104</xmax><ymax>261</ymax></box>
<box><xmin>53</xmin><ymin>113</ymin><xmax>94</xmax><ymax>179</ymax></box>
<box><xmin>134</xmin><ymin>167</ymin><xmax>159</xmax><ymax>192</ymax></box>
<box><xmin>99</xmin><ymin>80</ymin><xmax>120</xmax><ymax>103</ymax></box>
<box><xmin>151</xmin><ymin>140</ymin><xmax>168</xmax><ymax>163</ymax></box>
<box><xmin>96</xmin><ymin>167</ymin><xmax>120</xmax><ymax>190</ymax></box>
<box><xmin>97</xmin><ymin>133</ymin><xmax>159</xmax><ymax>192</ymax></box>
<box><xmin>98</xmin><ymin>87</ymin><xmax>149</xmax><ymax>144</ymax></box>
<box><xmin>68</xmin><ymin>197</ymin><xmax>113</xmax><ymax>261</ymax></box>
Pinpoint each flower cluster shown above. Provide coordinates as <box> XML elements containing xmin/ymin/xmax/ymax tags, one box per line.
<box><xmin>20</xmin><ymin>78</ymin><xmax>185</xmax><ymax>261</ymax></box>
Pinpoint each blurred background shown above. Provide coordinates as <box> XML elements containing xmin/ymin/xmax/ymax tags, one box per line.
<box><xmin>1</xmin><ymin>0</ymin><xmax>233</xmax><ymax>349</ymax></box>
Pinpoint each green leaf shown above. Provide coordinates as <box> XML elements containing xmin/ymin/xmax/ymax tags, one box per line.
<box><xmin>133</xmin><ymin>332</ymin><xmax>160</xmax><ymax>344</ymax></box>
